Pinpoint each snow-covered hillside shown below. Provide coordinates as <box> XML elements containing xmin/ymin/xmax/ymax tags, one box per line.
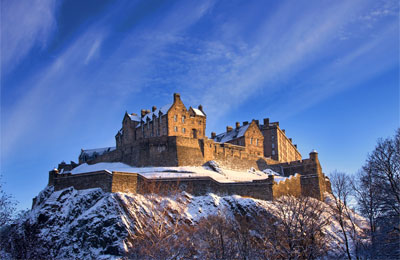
<box><xmin>1</xmin><ymin>186</ymin><xmax>369</xmax><ymax>259</ymax></box>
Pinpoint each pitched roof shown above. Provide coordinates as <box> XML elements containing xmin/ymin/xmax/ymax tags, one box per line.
<box><xmin>127</xmin><ymin>113</ymin><xmax>141</xmax><ymax>122</ymax></box>
<box><xmin>213</xmin><ymin>124</ymin><xmax>250</xmax><ymax>143</ymax></box>
<box><xmin>192</xmin><ymin>108</ymin><xmax>205</xmax><ymax>117</ymax></box>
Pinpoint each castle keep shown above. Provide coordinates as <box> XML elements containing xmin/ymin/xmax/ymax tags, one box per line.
<box><xmin>49</xmin><ymin>93</ymin><xmax>331</xmax><ymax>201</ymax></box>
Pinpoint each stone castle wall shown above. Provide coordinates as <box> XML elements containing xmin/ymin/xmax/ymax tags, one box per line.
<box><xmin>61</xmin><ymin>138</ymin><xmax>329</xmax><ymax>201</ymax></box>
<box><xmin>49</xmin><ymin>170</ymin><xmax>275</xmax><ymax>201</ymax></box>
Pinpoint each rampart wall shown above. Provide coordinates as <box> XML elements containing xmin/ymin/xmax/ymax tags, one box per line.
<box><xmin>49</xmin><ymin>170</ymin><xmax>275</xmax><ymax>201</ymax></box>
<box><xmin>272</xmin><ymin>174</ymin><xmax>302</xmax><ymax>198</ymax></box>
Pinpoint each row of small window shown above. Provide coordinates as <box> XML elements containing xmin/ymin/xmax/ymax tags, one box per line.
<box><xmin>174</xmin><ymin>126</ymin><xmax>186</xmax><ymax>133</ymax></box>
<box><xmin>249</xmin><ymin>138</ymin><xmax>260</xmax><ymax>146</ymax></box>
<box><xmin>174</xmin><ymin>115</ymin><xmax>202</xmax><ymax>125</ymax></box>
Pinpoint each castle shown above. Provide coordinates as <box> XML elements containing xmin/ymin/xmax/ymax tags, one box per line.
<box><xmin>48</xmin><ymin>93</ymin><xmax>331</xmax><ymax>201</ymax></box>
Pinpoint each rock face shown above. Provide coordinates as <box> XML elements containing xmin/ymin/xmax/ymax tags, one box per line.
<box><xmin>1</xmin><ymin>187</ymin><xmax>368</xmax><ymax>259</ymax></box>
<box><xmin>3</xmin><ymin>187</ymin><xmax>127</xmax><ymax>259</ymax></box>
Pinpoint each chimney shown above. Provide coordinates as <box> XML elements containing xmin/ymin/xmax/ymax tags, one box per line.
<box><xmin>263</xmin><ymin>118</ymin><xmax>270</xmax><ymax>126</ymax></box>
<box><xmin>141</xmin><ymin>109</ymin><xmax>147</xmax><ymax>117</ymax></box>
<box><xmin>243</xmin><ymin>121</ymin><xmax>249</xmax><ymax>126</ymax></box>
<box><xmin>211</xmin><ymin>132</ymin><xmax>216</xmax><ymax>139</ymax></box>
<box><xmin>254</xmin><ymin>120</ymin><xmax>259</xmax><ymax>126</ymax></box>
<box><xmin>226</xmin><ymin>126</ymin><xmax>233</xmax><ymax>132</ymax></box>
<box><xmin>198</xmin><ymin>105</ymin><xmax>203</xmax><ymax>112</ymax></box>
<box><xmin>235</xmin><ymin>122</ymin><xmax>240</xmax><ymax>129</ymax></box>
<box><xmin>310</xmin><ymin>150</ymin><xmax>318</xmax><ymax>161</ymax></box>
<box><xmin>152</xmin><ymin>106</ymin><xmax>157</xmax><ymax>112</ymax></box>
<box><xmin>173</xmin><ymin>93</ymin><xmax>181</xmax><ymax>102</ymax></box>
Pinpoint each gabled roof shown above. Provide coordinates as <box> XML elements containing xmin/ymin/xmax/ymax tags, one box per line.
<box><xmin>192</xmin><ymin>108</ymin><xmax>206</xmax><ymax>117</ymax></box>
<box><xmin>127</xmin><ymin>113</ymin><xmax>141</xmax><ymax>122</ymax></box>
<box><xmin>213</xmin><ymin>124</ymin><xmax>250</xmax><ymax>143</ymax></box>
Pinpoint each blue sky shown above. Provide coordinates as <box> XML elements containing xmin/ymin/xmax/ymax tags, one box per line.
<box><xmin>1</xmin><ymin>0</ymin><xmax>399</xmax><ymax>210</ymax></box>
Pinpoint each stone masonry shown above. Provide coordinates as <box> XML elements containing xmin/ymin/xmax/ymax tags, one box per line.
<box><xmin>51</xmin><ymin>93</ymin><xmax>331</xmax><ymax>201</ymax></box>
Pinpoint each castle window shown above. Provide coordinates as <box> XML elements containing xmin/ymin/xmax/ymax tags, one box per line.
<box><xmin>250</xmin><ymin>138</ymin><xmax>253</xmax><ymax>144</ymax></box>
<box><xmin>182</xmin><ymin>116</ymin><xmax>185</xmax><ymax>123</ymax></box>
<box><xmin>198</xmin><ymin>120</ymin><xmax>201</xmax><ymax>125</ymax></box>
<box><xmin>272</xmin><ymin>143</ymin><xmax>275</xmax><ymax>148</ymax></box>
<box><xmin>182</xmin><ymin>128</ymin><xmax>186</xmax><ymax>133</ymax></box>
<box><xmin>174</xmin><ymin>126</ymin><xmax>178</xmax><ymax>132</ymax></box>
<box><xmin>272</xmin><ymin>150</ymin><xmax>275</xmax><ymax>155</ymax></box>
<box><xmin>174</xmin><ymin>115</ymin><xmax>177</xmax><ymax>122</ymax></box>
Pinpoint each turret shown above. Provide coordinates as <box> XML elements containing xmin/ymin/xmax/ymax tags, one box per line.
<box><xmin>310</xmin><ymin>150</ymin><xmax>319</xmax><ymax>162</ymax></box>
<box><xmin>48</xmin><ymin>168</ymin><xmax>59</xmax><ymax>186</ymax></box>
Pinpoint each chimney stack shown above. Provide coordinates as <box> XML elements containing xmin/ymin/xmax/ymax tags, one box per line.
<box><xmin>226</xmin><ymin>126</ymin><xmax>233</xmax><ymax>132</ymax></box>
<box><xmin>254</xmin><ymin>120</ymin><xmax>259</xmax><ymax>126</ymax></box>
<box><xmin>173</xmin><ymin>93</ymin><xmax>181</xmax><ymax>102</ymax></box>
<box><xmin>141</xmin><ymin>109</ymin><xmax>147</xmax><ymax>117</ymax></box>
<box><xmin>263</xmin><ymin>118</ymin><xmax>270</xmax><ymax>126</ymax></box>
<box><xmin>198</xmin><ymin>105</ymin><xmax>203</xmax><ymax>112</ymax></box>
<box><xmin>152</xmin><ymin>106</ymin><xmax>157</xmax><ymax>112</ymax></box>
<box><xmin>235</xmin><ymin>122</ymin><xmax>240</xmax><ymax>129</ymax></box>
<box><xmin>243</xmin><ymin>121</ymin><xmax>249</xmax><ymax>126</ymax></box>
<box><xmin>211</xmin><ymin>132</ymin><xmax>216</xmax><ymax>138</ymax></box>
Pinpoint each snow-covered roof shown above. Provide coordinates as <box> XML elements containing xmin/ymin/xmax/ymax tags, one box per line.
<box><xmin>143</xmin><ymin>103</ymin><xmax>172</xmax><ymax>121</ymax></box>
<box><xmin>192</xmin><ymin>108</ymin><xmax>205</xmax><ymax>117</ymax></box>
<box><xmin>213</xmin><ymin>124</ymin><xmax>250</xmax><ymax>143</ymax></box>
<box><xmin>80</xmin><ymin>147</ymin><xmax>116</xmax><ymax>158</ymax></box>
<box><xmin>127</xmin><ymin>114</ymin><xmax>140</xmax><ymax>122</ymax></box>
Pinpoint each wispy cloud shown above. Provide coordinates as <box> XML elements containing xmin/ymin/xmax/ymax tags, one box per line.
<box><xmin>1</xmin><ymin>0</ymin><xmax>58</xmax><ymax>74</ymax></box>
<box><xmin>1</xmin><ymin>0</ymin><xmax>217</xmax><ymax>159</ymax></box>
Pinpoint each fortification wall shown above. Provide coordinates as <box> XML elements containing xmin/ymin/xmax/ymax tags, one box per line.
<box><xmin>49</xmin><ymin>170</ymin><xmax>274</xmax><ymax>201</ymax></box>
<box><xmin>175</xmin><ymin>136</ymin><xmax>207</xmax><ymax>166</ymax></box>
<box><xmin>272</xmin><ymin>174</ymin><xmax>302</xmax><ymax>198</ymax></box>
<box><xmin>84</xmin><ymin>136</ymin><xmax>281</xmax><ymax>172</ymax></box>
<box><xmin>52</xmin><ymin>171</ymin><xmax>113</xmax><ymax>192</ymax></box>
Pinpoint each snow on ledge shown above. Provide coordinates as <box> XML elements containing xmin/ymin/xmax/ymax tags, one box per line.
<box><xmin>70</xmin><ymin>162</ymin><xmax>277</xmax><ymax>183</ymax></box>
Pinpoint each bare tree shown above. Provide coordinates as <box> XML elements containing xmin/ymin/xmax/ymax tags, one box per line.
<box><xmin>329</xmin><ymin>171</ymin><xmax>354</xmax><ymax>260</ymax></box>
<box><xmin>353</xmin><ymin>129</ymin><xmax>400</xmax><ymax>258</ymax></box>
<box><xmin>260</xmin><ymin>196</ymin><xmax>330</xmax><ymax>260</ymax></box>
<box><xmin>0</xmin><ymin>175</ymin><xmax>16</xmax><ymax>228</ymax></box>
<box><xmin>194</xmin><ymin>214</ymin><xmax>238</xmax><ymax>260</ymax></box>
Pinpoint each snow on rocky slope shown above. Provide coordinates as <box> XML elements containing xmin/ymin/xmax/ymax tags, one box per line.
<box><xmin>1</xmin><ymin>186</ymin><xmax>369</xmax><ymax>259</ymax></box>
